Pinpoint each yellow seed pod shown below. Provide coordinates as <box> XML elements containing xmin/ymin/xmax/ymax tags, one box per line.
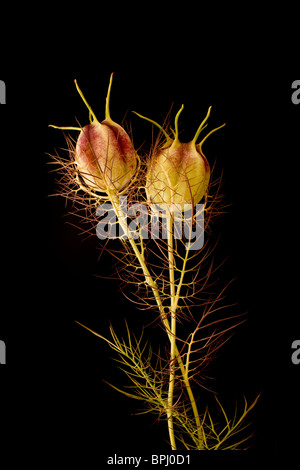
<box><xmin>134</xmin><ymin>106</ymin><xmax>225</xmax><ymax>213</ymax></box>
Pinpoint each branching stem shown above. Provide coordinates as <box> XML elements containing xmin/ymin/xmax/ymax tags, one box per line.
<box><xmin>51</xmin><ymin>79</ymin><xmax>258</xmax><ymax>450</ymax></box>
<box><xmin>167</xmin><ymin>213</ymin><xmax>176</xmax><ymax>450</ymax></box>
<box><xmin>108</xmin><ymin>192</ymin><xmax>204</xmax><ymax>449</ymax></box>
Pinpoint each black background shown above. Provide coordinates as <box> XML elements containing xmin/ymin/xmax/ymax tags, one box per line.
<box><xmin>0</xmin><ymin>51</ymin><xmax>299</xmax><ymax>465</ymax></box>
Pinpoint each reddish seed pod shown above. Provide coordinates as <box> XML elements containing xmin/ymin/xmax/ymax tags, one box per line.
<box><xmin>50</xmin><ymin>74</ymin><xmax>138</xmax><ymax>194</ymax></box>
<box><xmin>75</xmin><ymin>75</ymin><xmax>137</xmax><ymax>193</ymax></box>
<box><xmin>75</xmin><ymin>117</ymin><xmax>137</xmax><ymax>193</ymax></box>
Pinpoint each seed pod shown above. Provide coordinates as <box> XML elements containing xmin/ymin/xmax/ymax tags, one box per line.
<box><xmin>50</xmin><ymin>74</ymin><xmax>137</xmax><ymax>194</ymax></box>
<box><xmin>134</xmin><ymin>105</ymin><xmax>225</xmax><ymax>213</ymax></box>
<box><xmin>75</xmin><ymin>117</ymin><xmax>137</xmax><ymax>193</ymax></box>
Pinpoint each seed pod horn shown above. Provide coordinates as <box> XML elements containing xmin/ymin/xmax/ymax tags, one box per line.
<box><xmin>134</xmin><ymin>105</ymin><xmax>225</xmax><ymax>213</ymax></box>
<box><xmin>50</xmin><ymin>74</ymin><xmax>138</xmax><ymax>196</ymax></box>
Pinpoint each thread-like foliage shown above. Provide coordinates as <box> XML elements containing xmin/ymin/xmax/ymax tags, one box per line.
<box><xmin>49</xmin><ymin>74</ymin><xmax>259</xmax><ymax>450</ymax></box>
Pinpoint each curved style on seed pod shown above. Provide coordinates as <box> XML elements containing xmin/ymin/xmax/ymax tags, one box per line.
<box><xmin>50</xmin><ymin>74</ymin><xmax>138</xmax><ymax>195</ymax></box>
<box><xmin>134</xmin><ymin>105</ymin><xmax>225</xmax><ymax>214</ymax></box>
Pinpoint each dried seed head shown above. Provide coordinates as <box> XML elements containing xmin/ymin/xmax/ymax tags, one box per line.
<box><xmin>146</xmin><ymin>136</ymin><xmax>210</xmax><ymax>213</ymax></box>
<box><xmin>50</xmin><ymin>74</ymin><xmax>138</xmax><ymax>195</ymax></box>
<box><xmin>134</xmin><ymin>105</ymin><xmax>225</xmax><ymax>213</ymax></box>
<box><xmin>75</xmin><ymin>118</ymin><xmax>137</xmax><ymax>193</ymax></box>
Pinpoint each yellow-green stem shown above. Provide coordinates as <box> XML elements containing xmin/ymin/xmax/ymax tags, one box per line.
<box><xmin>167</xmin><ymin>214</ymin><xmax>176</xmax><ymax>450</ymax></box>
<box><xmin>175</xmin><ymin>352</ymin><xmax>205</xmax><ymax>449</ymax></box>
<box><xmin>108</xmin><ymin>192</ymin><xmax>204</xmax><ymax>449</ymax></box>
<box><xmin>109</xmin><ymin>191</ymin><xmax>177</xmax><ymax>448</ymax></box>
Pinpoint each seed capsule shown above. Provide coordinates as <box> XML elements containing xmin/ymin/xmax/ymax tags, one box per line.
<box><xmin>50</xmin><ymin>74</ymin><xmax>137</xmax><ymax>194</ymax></box>
<box><xmin>75</xmin><ymin>116</ymin><xmax>137</xmax><ymax>193</ymax></box>
<box><xmin>134</xmin><ymin>105</ymin><xmax>225</xmax><ymax>213</ymax></box>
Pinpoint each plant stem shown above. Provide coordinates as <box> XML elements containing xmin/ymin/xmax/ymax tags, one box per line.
<box><xmin>109</xmin><ymin>191</ymin><xmax>168</xmax><ymax>324</ymax></box>
<box><xmin>175</xmin><ymin>352</ymin><xmax>205</xmax><ymax>449</ymax></box>
<box><xmin>109</xmin><ymin>192</ymin><xmax>177</xmax><ymax>448</ymax></box>
<box><xmin>166</xmin><ymin>213</ymin><xmax>205</xmax><ymax>449</ymax></box>
<box><xmin>108</xmin><ymin>192</ymin><xmax>204</xmax><ymax>449</ymax></box>
<box><xmin>167</xmin><ymin>213</ymin><xmax>176</xmax><ymax>450</ymax></box>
